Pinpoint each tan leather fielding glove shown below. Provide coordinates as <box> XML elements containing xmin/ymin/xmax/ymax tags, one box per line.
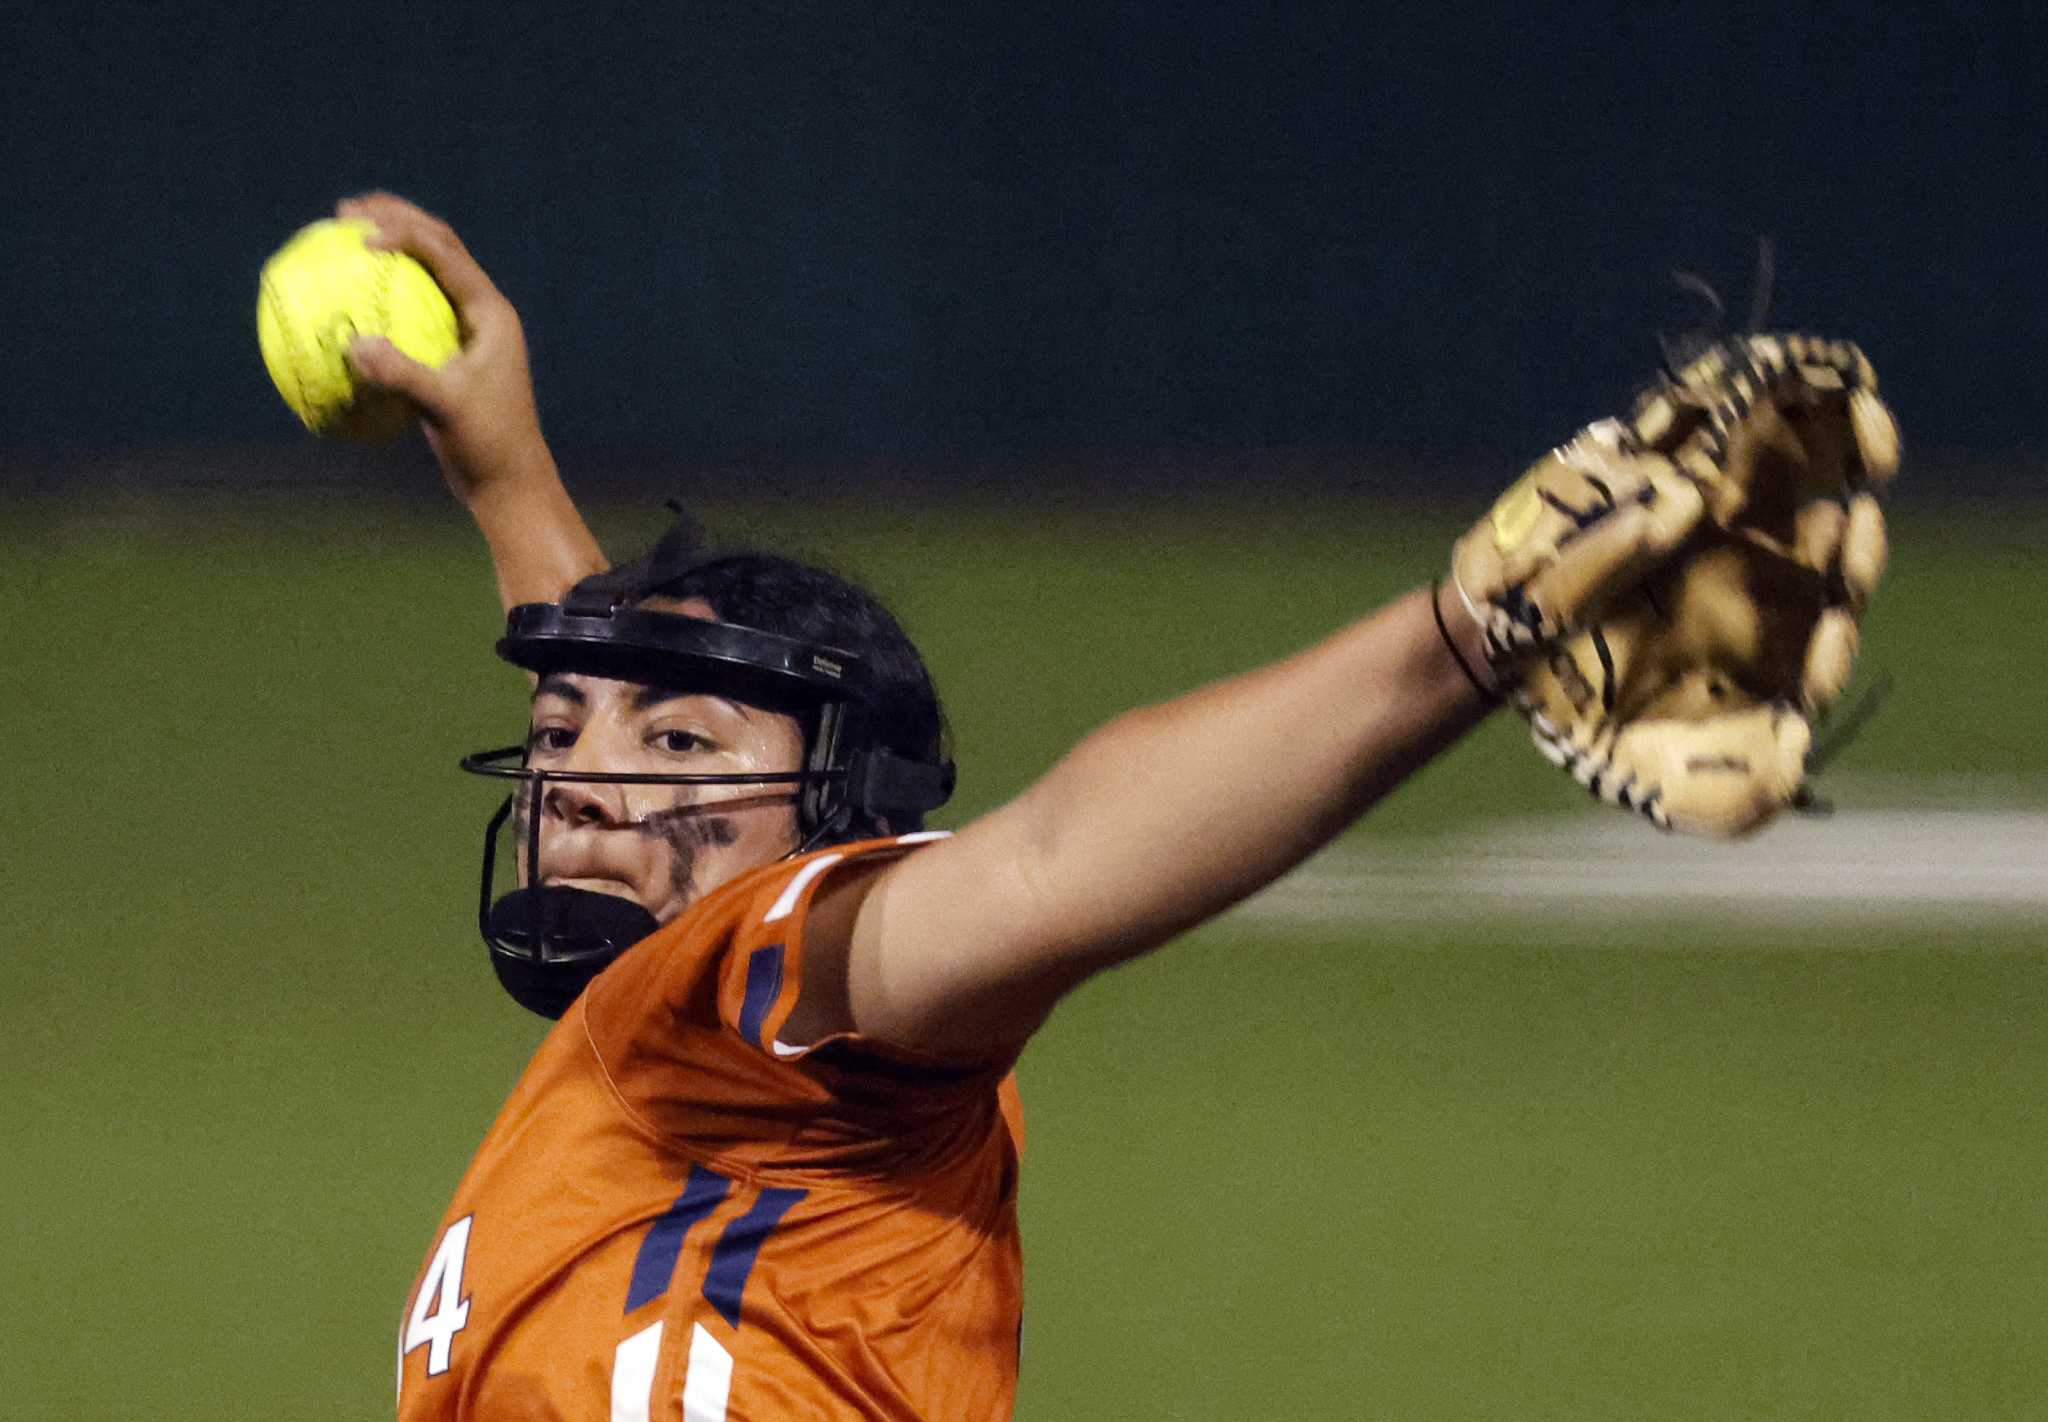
<box><xmin>1451</xmin><ymin>334</ymin><xmax>1901</xmax><ymax>837</ymax></box>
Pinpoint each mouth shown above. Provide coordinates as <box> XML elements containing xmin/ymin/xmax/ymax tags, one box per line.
<box><xmin>544</xmin><ymin>874</ymin><xmax>645</xmax><ymax>900</ymax></box>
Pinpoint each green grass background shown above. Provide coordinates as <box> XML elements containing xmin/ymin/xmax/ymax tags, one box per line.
<box><xmin>5</xmin><ymin>488</ymin><xmax>2045</xmax><ymax>1420</ymax></box>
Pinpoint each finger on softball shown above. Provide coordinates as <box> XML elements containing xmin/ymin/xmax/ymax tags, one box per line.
<box><xmin>336</xmin><ymin>191</ymin><xmax>503</xmax><ymax>312</ymax></box>
<box><xmin>349</xmin><ymin>335</ymin><xmax>447</xmax><ymax>417</ymax></box>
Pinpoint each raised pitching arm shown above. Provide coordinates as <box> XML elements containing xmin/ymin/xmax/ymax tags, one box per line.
<box><xmin>340</xmin><ymin>192</ymin><xmax>606</xmax><ymax>611</ymax></box>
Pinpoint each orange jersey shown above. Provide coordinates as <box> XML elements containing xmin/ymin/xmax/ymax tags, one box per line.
<box><xmin>396</xmin><ymin>835</ymin><xmax>1026</xmax><ymax>1421</ymax></box>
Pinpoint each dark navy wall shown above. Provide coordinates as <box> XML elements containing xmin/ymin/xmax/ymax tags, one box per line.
<box><xmin>5</xmin><ymin>3</ymin><xmax>2040</xmax><ymax>477</ymax></box>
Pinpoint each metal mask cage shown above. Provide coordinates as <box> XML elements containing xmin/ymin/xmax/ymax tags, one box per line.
<box><xmin>461</xmin><ymin>742</ymin><xmax>852</xmax><ymax>923</ymax></box>
<box><xmin>463</xmin><ymin>751</ymin><xmax>841</xmax><ymax>1019</ymax></box>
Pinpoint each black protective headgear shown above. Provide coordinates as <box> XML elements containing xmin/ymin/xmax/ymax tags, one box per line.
<box><xmin>460</xmin><ymin>514</ymin><xmax>954</xmax><ymax>1019</ymax></box>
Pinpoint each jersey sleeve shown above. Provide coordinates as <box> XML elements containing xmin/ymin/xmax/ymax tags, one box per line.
<box><xmin>580</xmin><ymin>831</ymin><xmax>1023</xmax><ymax>1173</ymax></box>
<box><xmin>711</xmin><ymin>831</ymin><xmax>948</xmax><ymax>1061</ymax></box>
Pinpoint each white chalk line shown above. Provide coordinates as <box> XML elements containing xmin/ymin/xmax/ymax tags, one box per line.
<box><xmin>1232</xmin><ymin>809</ymin><xmax>2048</xmax><ymax>926</ymax></box>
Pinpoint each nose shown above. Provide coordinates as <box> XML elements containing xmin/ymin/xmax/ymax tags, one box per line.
<box><xmin>539</xmin><ymin>725</ymin><xmax>632</xmax><ymax>828</ymax></box>
<box><xmin>542</xmin><ymin>777</ymin><xmax>623</xmax><ymax>829</ymax></box>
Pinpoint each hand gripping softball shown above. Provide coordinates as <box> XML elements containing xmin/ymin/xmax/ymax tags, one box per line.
<box><xmin>1451</xmin><ymin>334</ymin><xmax>1902</xmax><ymax>837</ymax></box>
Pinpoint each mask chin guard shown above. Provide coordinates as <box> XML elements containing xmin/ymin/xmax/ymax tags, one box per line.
<box><xmin>484</xmin><ymin>887</ymin><xmax>661</xmax><ymax>1019</ymax></box>
<box><xmin>475</xmin><ymin>796</ymin><xmax>663</xmax><ymax>1020</ymax></box>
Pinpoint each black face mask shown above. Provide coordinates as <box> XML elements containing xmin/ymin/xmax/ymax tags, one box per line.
<box><xmin>459</xmin><ymin>624</ymin><xmax>953</xmax><ymax>1019</ymax></box>
<box><xmin>459</xmin><ymin>515</ymin><xmax>956</xmax><ymax>1021</ymax></box>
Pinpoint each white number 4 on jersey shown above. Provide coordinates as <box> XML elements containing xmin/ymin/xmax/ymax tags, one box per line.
<box><xmin>403</xmin><ymin>1216</ymin><xmax>474</xmax><ymax>1377</ymax></box>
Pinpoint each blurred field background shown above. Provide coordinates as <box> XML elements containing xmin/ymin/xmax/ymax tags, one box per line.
<box><xmin>6</xmin><ymin>487</ymin><xmax>2045</xmax><ymax>1420</ymax></box>
<box><xmin>9</xmin><ymin>3</ymin><xmax>2048</xmax><ymax>1418</ymax></box>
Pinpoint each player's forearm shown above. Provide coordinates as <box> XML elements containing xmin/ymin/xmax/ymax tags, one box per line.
<box><xmin>459</xmin><ymin>441</ymin><xmax>608</xmax><ymax>612</ymax></box>
<box><xmin>1001</xmin><ymin>582</ymin><xmax>1492</xmax><ymax>958</ymax></box>
<box><xmin>854</xmin><ymin>584</ymin><xmax>1494</xmax><ymax>1053</ymax></box>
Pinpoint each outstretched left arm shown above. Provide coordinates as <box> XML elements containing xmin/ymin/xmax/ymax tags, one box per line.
<box><xmin>796</xmin><ymin>429</ymin><xmax>1706</xmax><ymax>1061</ymax></box>
<box><xmin>789</xmin><ymin>579</ymin><xmax>1498</xmax><ymax>1057</ymax></box>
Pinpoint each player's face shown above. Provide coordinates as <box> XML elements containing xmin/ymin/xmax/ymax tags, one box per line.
<box><xmin>519</xmin><ymin>665</ymin><xmax>806</xmax><ymax>926</ymax></box>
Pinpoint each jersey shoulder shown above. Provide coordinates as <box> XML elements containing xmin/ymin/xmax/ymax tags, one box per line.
<box><xmin>615</xmin><ymin>830</ymin><xmax>949</xmax><ymax>1053</ymax></box>
<box><xmin>576</xmin><ymin>831</ymin><xmax>985</xmax><ymax>1169</ymax></box>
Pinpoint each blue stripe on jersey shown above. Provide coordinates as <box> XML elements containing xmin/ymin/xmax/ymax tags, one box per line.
<box><xmin>702</xmin><ymin>1186</ymin><xmax>807</xmax><ymax>1328</ymax></box>
<box><xmin>625</xmin><ymin>1164</ymin><xmax>731</xmax><ymax>1314</ymax></box>
<box><xmin>736</xmin><ymin>943</ymin><xmax>786</xmax><ymax>1046</ymax></box>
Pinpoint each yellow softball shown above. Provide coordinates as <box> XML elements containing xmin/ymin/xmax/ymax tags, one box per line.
<box><xmin>256</xmin><ymin>217</ymin><xmax>460</xmax><ymax>441</ymax></box>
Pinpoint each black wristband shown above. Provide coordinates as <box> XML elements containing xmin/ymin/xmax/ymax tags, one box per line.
<box><xmin>1431</xmin><ymin>578</ymin><xmax>1504</xmax><ymax>707</ymax></box>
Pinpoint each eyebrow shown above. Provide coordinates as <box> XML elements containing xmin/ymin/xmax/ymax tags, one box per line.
<box><xmin>532</xmin><ymin>674</ymin><xmax>752</xmax><ymax>721</ymax></box>
<box><xmin>631</xmin><ymin>685</ymin><xmax>755</xmax><ymax>720</ymax></box>
<box><xmin>534</xmin><ymin>674</ymin><xmax>586</xmax><ymax>707</ymax></box>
